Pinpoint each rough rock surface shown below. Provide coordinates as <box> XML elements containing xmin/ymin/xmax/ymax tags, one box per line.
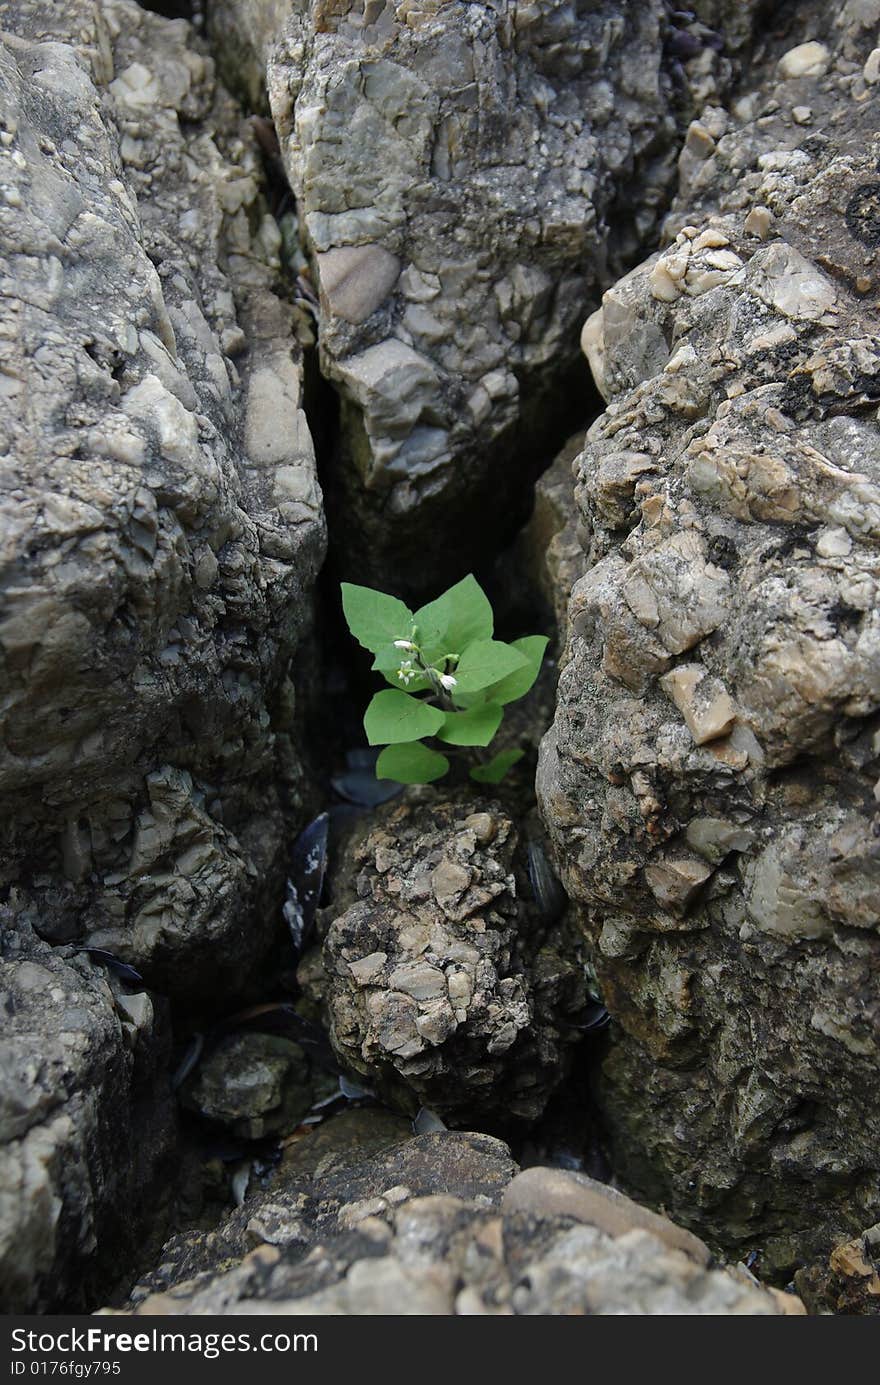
<box><xmin>0</xmin><ymin>0</ymin><xmax>325</xmax><ymax>1000</ymax></box>
<box><xmin>538</xmin><ymin>5</ymin><xmax>880</xmax><ymax>1276</ymax></box>
<box><xmin>208</xmin><ymin>0</ymin><xmax>766</xmax><ymax>590</ymax></box>
<box><xmin>795</xmin><ymin>1220</ymin><xmax>880</xmax><ymax>1315</ymax></box>
<box><xmin>180</xmin><ymin>1033</ymin><xmax>313</xmax><ymax>1141</ymax></box>
<box><xmin>0</xmin><ymin>914</ymin><xmax>175</xmax><ymax>1312</ymax></box>
<box><xmin>299</xmin><ymin>796</ymin><xmax>590</xmax><ymax>1124</ymax></box>
<box><xmin>111</xmin><ymin>1132</ymin><xmax>797</xmax><ymax>1316</ymax></box>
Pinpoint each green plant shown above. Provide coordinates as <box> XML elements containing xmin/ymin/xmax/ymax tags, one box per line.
<box><xmin>341</xmin><ymin>574</ymin><xmax>547</xmax><ymax>785</ymax></box>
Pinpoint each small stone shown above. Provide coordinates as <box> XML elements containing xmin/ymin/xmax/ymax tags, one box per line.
<box><xmin>644</xmin><ymin>856</ymin><xmax>714</xmax><ymax>912</ymax></box>
<box><xmin>777</xmin><ymin>41</ymin><xmax>830</xmax><ymax>80</ymax></box>
<box><xmin>113</xmin><ymin>991</ymin><xmax>153</xmax><ymax>1030</ymax></box>
<box><xmin>791</xmin><ymin>106</ymin><xmax>813</xmax><ymax>125</ymax></box>
<box><xmin>743</xmin><ymin>205</ymin><xmax>774</xmax><ymax>239</ymax></box>
<box><xmin>348</xmin><ymin>952</ymin><xmax>388</xmax><ymax>985</ymax></box>
<box><xmin>462</xmin><ymin>812</ymin><xmax>497</xmax><ymax>845</ymax></box>
<box><xmin>816</xmin><ymin>527</ymin><xmax>852</xmax><ymax>558</ymax></box>
<box><xmin>863</xmin><ymin>48</ymin><xmax>880</xmax><ymax>84</ymax></box>
<box><xmin>317</xmin><ymin>244</ymin><xmax>401</xmax><ymax>325</ymax></box>
<box><xmin>431</xmin><ymin>858</ymin><xmax>472</xmax><ymax>904</ymax></box>
<box><xmin>337</xmin><ymin>1196</ymin><xmax>389</xmax><ymax>1229</ymax></box>
<box><xmin>387</xmin><ymin>961</ymin><xmax>447</xmax><ymax>1001</ymax></box>
<box><xmin>683</xmin><ymin>121</ymin><xmax>715</xmax><ymax>160</ymax></box>
<box><xmin>659</xmin><ymin>664</ymin><xmax>738</xmax><ymax>745</ymax></box>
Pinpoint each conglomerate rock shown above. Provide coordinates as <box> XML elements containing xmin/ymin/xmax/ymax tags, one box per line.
<box><xmin>208</xmin><ymin>0</ymin><xmax>769</xmax><ymax>591</ymax></box>
<box><xmin>538</xmin><ymin>5</ymin><xmax>880</xmax><ymax>1276</ymax></box>
<box><xmin>0</xmin><ymin>915</ymin><xmax>175</xmax><ymax>1312</ymax></box>
<box><xmin>109</xmin><ymin>1132</ymin><xmax>799</xmax><ymax>1316</ymax></box>
<box><xmin>0</xmin><ymin>0</ymin><xmax>325</xmax><ymax>1000</ymax></box>
<box><xmin>299</xmin><ymin>796</ymin><xmax>591</xmax><ymax>1124</ymax></box>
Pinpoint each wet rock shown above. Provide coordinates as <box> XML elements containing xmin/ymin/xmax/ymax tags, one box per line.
<box><xmin>0</xmin><ymin>915</ymin><xmax>175</xmax><ymax>1312</ymax></box>
<box><xmin>300</xmin><ymin>797</ymin><xmax>591</xmax><ymax>1124</ymax></box>
<box><xmin>0</xmin><ymin>0</ymin><xmax>325</xmax><ymax>1001</ymax></box>
<box><xmin>109</xmin><ymin>1134</ymin><xmax>795</xmax><ymax>1316</ymax></box>
<box><xmin>538</xmin><ymin>3</ymin><xmax>880</xmax><ymax>1276</ymax></box>
<box><xmin>181</xmin><ymin>1034</ymin><xmax>313</xmax><ymax>1141</ymax></box>
<box><xmin>207</xmin><ymin>0</ymin><xmax>766</xmax><ymax>591</ymax></box>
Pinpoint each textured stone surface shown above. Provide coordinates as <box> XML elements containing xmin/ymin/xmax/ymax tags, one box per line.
<box><xmin>795</xmin><ymin>1221</ymin><xmax>880</xmax><ymax>1315</ymax></box>
<box><xmin>110</xmin><ymin>1133</ymin><xmax>796</xmax><ymax>1316</ymax></box>
<box><xmin>180</xmin><ymin>1033</ymin><xmax>313</xmax><ymax>1141</ymax></box>
<box><xmin>538</xmin><ymin>3</ymin><xmax>880</xmax><ymax>1276</ymax></box>
<box><xmin>299</xmin><ymin>796</ymin><xmax>591</xmax><ymax>1124</ymax></box>
<box><xmin>0</xmin><ymin>0</ymin><xmax>325</xmax><ymax>1000</ymax></box>
<box><xmin>208</xmin><ymin>0</ymin><xmax>765</xmax><ymax>591</ymax></box>
<box><xmin>0</xmin><ymin>915</ymin><xmax>175</xmax><ymax>1312</ymax></box>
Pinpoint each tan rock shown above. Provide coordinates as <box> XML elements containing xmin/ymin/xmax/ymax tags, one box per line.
<box><xmin>660</xmin><ymin>663</ymin><xmax>738</xmax><ymax>745</ymax></box>
<box><xmin>501</xmin><ymin>1167</ymin><xmax>712</xmax><ymax>1265</ymax></box>
<box><xmin>644</xmin><ymin>855</ymin><xmax>714</xmax><ymax>913</ymax></box>
<box><xmin>317</xmin><ymin>244</ymin><xmax>401</xmax><ymax>325</ymax></box>
<box><xmin>777</xmin><ymin>41</ymin><xmax>830</xmax><ymax>79</ymax></box>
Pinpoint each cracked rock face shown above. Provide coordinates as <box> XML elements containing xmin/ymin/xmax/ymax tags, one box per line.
<box><xmin>299</xmin><ymin>797</ymin><xmax>590</xmax><ymax>1124</ymax></box>
<box><xmin>109</xmin><ymin>1133</ymin><xmax>797</xmax><ymax>1316</ymax></box>
<box><xmin>0</xmin><ymin>915</ymin><xmax>175</xmax><ymax>1312</ymax></box>
<box><xmin>538</xmin><ymin>4</ymin><xmax>880</xmax><ymax>1276</ymax></box>
<box><xmin>0</xmin><ymin>0</ymin><xmax>325</xmax><ymax>1000</ymax></box>
<box><xmin>209</xmin><ymin>0</ymin><xmax>750</xmax><ymax>589</ymax></box>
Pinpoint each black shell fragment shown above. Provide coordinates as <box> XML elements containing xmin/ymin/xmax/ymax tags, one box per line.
<box><xmin>284</xmin><ymin>811</ymin><xmax>329</xmax><ymax>955</ymax></box>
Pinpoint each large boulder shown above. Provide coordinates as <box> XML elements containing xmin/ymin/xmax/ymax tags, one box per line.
<box><xmin>299</xmin><ymin>796</ymin><xmax>591</xmax><ymax>1125</ymax></box>
<box><xmin>0</xmin><ymin>915</ymin><xmax>175</xmax><ymax>1312</ymax></box>
<box><xmin>208</xmin><ymin>0</ymin><xmax>768</xmax><ymax>591</ymax></box>
<box><xmin>538</xmin><ymin>6</ymin><xmax>880</xmax><ymax>1276</ymax></box>
<box><xmin>0</xmin><ymin>0</ymin><xmax>325</xmax><ymax>1001</ymax></box>
<box><xmin>108</xmin><ymin>1132</ymin><xmax>800</xmax><ymax>1315</ymax></box>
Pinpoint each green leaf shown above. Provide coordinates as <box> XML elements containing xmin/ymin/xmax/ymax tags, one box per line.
<box><xmin>364</xmin><ymin>689</ymin><xmax>445</xmax><ymax>745</ymax></box>
<box><xmin>436</xmin><ymin>701</ymin><xmax>503</xmax><ymax>747</ymax></box>
<box><xmin>452</xmin><ymin>639</ymin><xmax>528</xmax><ymax>695</ymax></box>
<box><xmin>414</xmin><ymin>574</ymin><xmax>493</xmax><ymax>663</ymax></box>
<box><xmin>342</xmin><ymin>583</ymin><xmax>414</xmax><ymax>655</ymax></box>
<box><xmin>470</xmin><ymin>748</ymin><xmax>525</xmax><ymax>783</ymax></box>
<box><xmin>376</xmin><ymin>741</ymin><xmax>450</xmax><ymax>784</ymax></box>
<box><xmin>485</xmin><ymin>635</ymin><xmax>548</xmax><ymax>705</ymax></box>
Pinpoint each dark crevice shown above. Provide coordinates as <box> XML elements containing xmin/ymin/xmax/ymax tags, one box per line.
<box><xmin>137</xmin><ymin>0</ymin><xmax>206</xmax><ymax>27</ymax></box>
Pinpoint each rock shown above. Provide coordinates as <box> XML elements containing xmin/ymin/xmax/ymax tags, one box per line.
<box><xmin>300</xmin><ymin>796</ymin><xmax>591</xmax><ymax>1124</ymax></box>
<box><xmin>514</xmin><ymin>432</ymin><xmax>588</xmax><ymax>636</ymax></box>
<box><xmin>107</xmin><ymin>1134</ymin><xmax>795</xmax><ymax>1316</ymax></box>
<box><xmin>206</xmin><ymin>0</ymin><xmax>766</xmax><ymax>592</ymax></box>
<box><xmin>0</xmin><ymin>915</ymin><xmax>175</xmax><ymax>1312</ymax></box>
<box><xmin>180</xmin><ymin>1034</ymin><xmax>313</xmax><ymax>1141</ymax></box>
<box><xmin>777</xmin><ymin>41</ymin><xmax>831</xmax><ymax>79</ymax></box>
<box><xmin>0</xmin><ymin>0</ymin><xmax>325</xmax><ymax>1002</ymax></box>
<box><xmin>796</xmin><ymin>1222</ymin><xmax>880</xmax><ymax>1315</ymax></box>
<box><xmin>501</xmin><ymin>1167</ymin><xmax>712</xmax><ymax>1265</ymax></box>
<box><xmin>538</xmin><ymin>4</ymin><xmax>880</xmax><ymax>1277</ymax></box>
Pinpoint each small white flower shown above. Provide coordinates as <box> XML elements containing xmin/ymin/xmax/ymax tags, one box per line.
<box><xmin>394</xmin><ymin>639</ymin><xmax>416</xmax><ymax>651</ymax></box>
<box><xmin>397</xmin><ymin>660</ymin><xmax>415</xmax><ymax>684</ymax></box>
<box><xmin>439</xmin><ymin>673</ymin><xmax>457</xmax><ymax>691</ymax></box>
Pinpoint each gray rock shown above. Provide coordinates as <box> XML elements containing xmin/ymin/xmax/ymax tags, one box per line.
<box><xmin>0</xmin><ymin>0</ymin><xmax>325</xmax><ymax>1000</ymax></box>
<box><xmin>208</xmin><ymin>0</ymin><xmax>763</xmax><ymax>590</ymax></box>
<box><xmin>300</xmin><ymin>796</ymin><xmax>591</xmax><ymax>1124</ymax></box>
<box><xmin>538</xmin><ymin>3</ymin><xmax>880</xmax><ymax>1276</ymax></box>
<box><xmin>181</xmin><ymin>1033</ymin><xmax>313</xmax><ymax>1141</ymax></box>
<box><xmin>0</xmin><ymin>915</ymin><xmax>175</xmax><ymax>1312</ymax></box>
<box><xmin>108</xmin><ymin>1134</ymin><xmax>798</xmax><ymax>1316</ymax></box>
